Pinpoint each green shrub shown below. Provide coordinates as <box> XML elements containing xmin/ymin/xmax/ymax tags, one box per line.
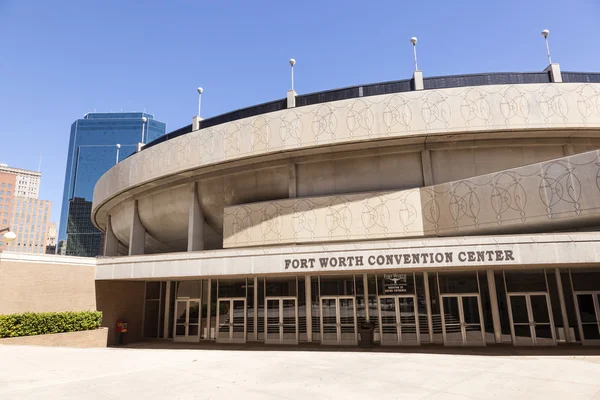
<box><xmin>0</xmin><ymin>311</ymin><xmax>102</xmax><ymax>338</ymax></box>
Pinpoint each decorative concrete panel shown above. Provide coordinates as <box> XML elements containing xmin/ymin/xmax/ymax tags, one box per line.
<box><xmin>223</xmin><ymin>151</ymin><xmax>600</xmax><ymax>247</ymax></box>
<box><xmin>93</xmin><ymin>83</ymin><xmax>600</xmax><ymax>218</ymax></box>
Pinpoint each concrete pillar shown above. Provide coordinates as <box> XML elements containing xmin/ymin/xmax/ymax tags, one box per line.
<box><xmin>206</xmin><ymin>279</ymin><xmax>212</xmax><ymax>340</ymax></box>
<box><xmin>421</xmin><ymin>149</ymin><xmax>434</xmax><ymax>186</ymax></box>
<box><xmin>288</xmin><ymin>162</ymin><xmax>297</xmax><ymax>198</ymax></box>
<box><xmin>188</xmin><ymin>182</ymin><xmax>204</xmax><ymax>252</ymax></box>
<box><xmin>163</xmin><ymin>281</ymin><xmax>171</xmax><ymax>339</ymax></box>
<box><xmin>287</xmin><ymin>90</ymin><xmax>297</xmax><ymax>108</ymax></box>
<box><xmin>545</xmin><ymin>63</ymin><xmax>562</xmax><ymax>83</ymax></box>
<box><xmin>486</xmin><ymin>270</ymin><xmax>503</xmax><ymax>344</ymax></box>
<box><xmin>413</xmin><ymin>70</ymin><xmax>424</xmax><ymax>90</ymax></box>
<box><xmin>192</xmin><ymin>115</ymin><xmax>203</xmax><ymax>131</ymax></box>
<box><xmin>104</xmin><ymin>215</ymin><xmax>118</xmax><ymax>256</ymax></box>
<box><xmin>363</xmin><ymin>273</ymin><xmax>370</xmax><ymax>322</ymax></box>
<box><xmin>253</xmin><ymin>277</ymin><xmax>258</xmax><ymax>341</ymax></box>
<box><xmin>555</xmin><ymin>268</ymin><xmax>572</xmax><ymax>343</ymax></box>
<box><xmin>129</xmin><ymin>200</ymin><xmax>145</xmax><ymax>256</ymax></box>
<box><xmin>563</xmin><ymin>144</ymin><xmax>575</xmax><ymax>156</ymax></box>
<box><xmin>305</xmin><ymin>276</ymin><xmax>312</xmax><ymax>342</ymax></box>
<box><xmin>423</xmin><ymin>272</ymin><xmax>434</xmax><ymax>343</ymax></box>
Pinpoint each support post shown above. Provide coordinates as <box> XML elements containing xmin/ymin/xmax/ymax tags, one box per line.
<box><xmin>288</xmin><ymin>162</ymin><xmax>297</xmax><ymax>198</ymax></box>
<box><xmin>206</xmin><ymin>279</ymin><xmax>212</xmax><ymax>340</ymax></box>
<box><xmin>563</xmin><ymin>144</ymin><xmax>575</xmax><ymax>156</ymax></box>
<box><xmin>363</xmin><ymin>273</ymin><xmax>370</xmax><ymax>322</ymax></box>
<box><xmin>104</xmin><ymin>215</ymin><xmax>118</xmax><ymax>256</ymax></box>
<box><xmin>188</xmin><ymin>182</ymin><xmax>205</xmax><ymax>252</ymax></box>
<box><xmin>305</xmin><ymin>276</ymin><xmax>312</xmax><ymax>342</ymax></box>
<box><xmin>254</xmin><ymin>276</ymin><xmax>258</xmax><ymax>341</ymax></box>
<box><xmin>192</xmin><ymin>115</ymin><xmax>203</xmax><ymax>131</ymax></box>
<box><xmin>421</xmin><ymin>149</ymin><xmax>434</xmax><ymax>186</ymax></box>
<box><xmin>129</xmin><ymin>200</ymin><xmax>145</xmax><ymax>256</ymax></box>
<box><xmin>287</xmin><ymin>90</ymin><xmax>297</xmax><ymax>108</ymax></box>
<box><xmin>545</xmin><ymin>63</ymin><xmax>562</xmax><ymax>83</ymax></box>
<box><xmin>486</xmin><ymin>269</ymin><xmax>503</xmax><ymax>344</ymax></box>
<box><xmin>413</xmin><ymin>70</ymin><xmax>424</xmax><ymax>90</ymax></box>
<box><xmin>423</xmin><ymin>272</ymin><xmax>434</xmax><ymax>343</ymax></box>
<box><xmin>163</xmin><ymin>281</ymin><xmax>171</xmax><ymax>339</ymax></box>
<box><xmin>555</xmin><ymin>268</ymin><xmax>572</xmax><ymax>343</ymax></box>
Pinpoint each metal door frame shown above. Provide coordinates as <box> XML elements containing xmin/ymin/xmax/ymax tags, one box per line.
<box><xmin>440</xmin><ymin>293</ymin><xmax>486</xmax><ymax>346</ymax></box>
<box><xmin>264</xmin><ymin>296</ymin><xmax>298</xmax><ymax>345</ymax></box>
<box><xmin>216</xmin><ymin>297</ymin><xmax>247</xmax><ymax>344</ymax></box>
<box><xmin>320</xmin><ymin>295</ymin><xmax>357</xmax><ymax>346</ymax></box>
<box><xmin>573</xmin><ymin>291</ymin><xmax>600</xmax><ymax>345</ymax></box>
<box><xmin>173</xmin><ymin>298</ymin><xmax>201</xmax><ymax>343</ymax></box>
<box><xmin>507</xmin><ymin>292</ymin><xmax>556</xmax><ymax>346</ymax></box>
<box><xmin>377</xmin><ymin>294</ymin><xmax>420</xmax><ymax>346</ymax></box>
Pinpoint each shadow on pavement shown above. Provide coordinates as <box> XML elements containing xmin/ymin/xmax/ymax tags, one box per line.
<box><xmin>114</xmin><ymin>339</ymin><xmax>600</xmax><ymax>357</ymax></box>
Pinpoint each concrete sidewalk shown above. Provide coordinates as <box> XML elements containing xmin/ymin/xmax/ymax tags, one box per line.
<box><xmin>1</xmin><ymin>344</ymin><xmax>600</xmax><ymax>399</ymax></box>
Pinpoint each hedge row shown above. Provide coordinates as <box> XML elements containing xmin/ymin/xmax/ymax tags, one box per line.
<box><xmin>0</xmin><ymin>311</ymin><xmax>102</xmax><ymax>338</ymax></box>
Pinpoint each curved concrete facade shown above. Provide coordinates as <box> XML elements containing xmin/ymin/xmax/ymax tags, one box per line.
<box><xmin>93</xmin><ymin>80</ymin><xmax>600</xmax><ymax>253</ymax></box>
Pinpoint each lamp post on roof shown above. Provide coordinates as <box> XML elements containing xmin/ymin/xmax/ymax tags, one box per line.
<box><xmin>141</xmin><ymin>116</ymin><xmax>148</xmax><ymax>144</ymax></box>
<box><xmin>289</xmin><ymin>58</ymin><xmax>296</xmax><ymax>92</ymax></box>
<box><xmin>197</xmin><ymin>87</ymin><xmax>204</xmax><ymax>118</ymax></box>
<box><xmin>116</xmin><ymin>143</ymin><xmax>121</xmax><ymax>164</ymax></box>
<box><xmin>410</xmin><ymin>37</ymin><xmax>418</xmax><ymax>71</ymax></box>
<box><xmin>541</xmin><ymin>29</ymin><xmax>552</xmax><ymax>65</ymax></box>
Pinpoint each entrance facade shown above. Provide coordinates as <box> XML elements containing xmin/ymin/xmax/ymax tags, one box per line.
<box><xmin>150</xmin><ymin>268</ymin><xmax>600</xmax><ymax>347</ymax></box>
<box><xmin>173</xmin><ymin>298</ymin><xmax>201</xmax><ymax>342</ymax></box>
<box><xmin>216</xmin><ymin>298</ymin><xmax>246</xmax><ymax>344</ymax></box>
<box><xmin>265</xmin><ymin>297</ymin><xmax>298</xmax><ymax>344</ymax></box>
<box><xmin>320</xmin><ymin>296</ymin><xmax>357</xmax><ymax>346</ymax></box>
<box><xmin>440</xmin><ymin>294</ymin><xmax>485</xmax><ymax>346</ymax></box>
<box><xmin>378</xmin><ymin>295</ymin><xmax>420</xmax><ymax>346</ymax></box>
<box><xmin>507</xmin><ymin>293</ymin><xmax>556</xmax><ymax>346</ymax></box>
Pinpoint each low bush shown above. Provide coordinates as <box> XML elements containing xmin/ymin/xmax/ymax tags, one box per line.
<box><xmin>0</xmin><ymin>311</ymin><xmax>102</xmax><ymax>338</ymax></box>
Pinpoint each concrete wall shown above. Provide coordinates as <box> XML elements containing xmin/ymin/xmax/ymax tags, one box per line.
<box><xmin>0</xmin><ymin>328</ymin><xmax>108</xmax><ymax>348</ymax></box>
<box><xmin>95</xmin><ymin>280</ymin><xmax>145</xmax><ymax>345</ymax></box>
<box><xmin>0</xmin><ymin>253</ymin><xmax>96</xmax><ymax>315</ymax></box>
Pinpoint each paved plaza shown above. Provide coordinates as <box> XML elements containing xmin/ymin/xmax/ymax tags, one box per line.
<box><xmin>1</xmin><ymin>344</ymin><xmax>600</xmax><ymax>399</ymax></box>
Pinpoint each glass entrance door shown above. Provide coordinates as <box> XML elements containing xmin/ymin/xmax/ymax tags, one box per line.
<box><xmin>320</xmin><ymin>296</ymin><xmax>357</xmax><ymax>346</ymax></box>
<box><xmin>216</xmin><ymin>298</ymin><xmax>246</xmax><ymax>344</ymax></box>
<box><xmin>265</xmin><ymin>297</ymin><xmax>298</xmax><ymax>345</ymax></box>
<box><xmin>378</xmin><ymin>295</ymin><xmax>420</xmax><ymax>346</ymax></box>
<box><xmin>575</xmin><ymin>292</ymin><xmax>600</xmax><ymax>345</ymax></box>
<box><xmin>441</xmin><ymin>294</ymin><xmax>485</xmax><ymax>346</ymax></box>
<box><xmin>508</xmin><ymin>293</ymin><xmax>556</xmax><ymax>346</ymax></box>
<box><xmin>173</xmin><ymin>299</ymin><xmax>201</xmax><ymax>342</ymax></box>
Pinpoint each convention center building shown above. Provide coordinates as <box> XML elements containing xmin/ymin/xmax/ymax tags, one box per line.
<box><xmin>92</xmin><ymin>64</ymin><xmax>600</xmax><ymax>347</ymax></box>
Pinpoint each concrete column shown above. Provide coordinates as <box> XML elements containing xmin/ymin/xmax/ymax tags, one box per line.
<box><xmin>413</xmin><ymin>70</ymin><xmax>424</xmax><ymax>90</ymax></box>
<box><xmin>163</xmin><ymin>281</ymin><xmax>171</xmax><ymax>339</ymax></box>
<box><xmin>288</xmin><ymin>162</ymin><xmax>297</xmax><ymax>198</ymax></box>
<box><xmin>486</xmin><ymin>270</ymin><xmax>503</xmax><ymax>344</ymax></box>
<box><xmin>206</xmin><ymin>279</ymin><xmax>212</xmax><ymax>340</ymax></box>
<box><xmin>253</xmin><ymin>276</ymin><xmax>258</xmax><ymax>341</ymax></box>
<box><xmin>192</xmin><ymin>115</ymin><xmax>203</xmax><ymax>131</ymax></box>
<box><xmin>545</xmin><ymin>63</ymin><xmax>562</xmax><ymax>83</ymax></box>
<box><xmin>423</xmin><ymin>272</ymin><xmax>434</xmax><ymax>343</ymax></box>
<box><xmin>363</xmin><ymin>273</ymin><xmax>370</xmax><ymax>322</ymax></box>
<box><xmin>287</xmin><ymin>90</ymin><xmax>297</xmax><ymax>108</ymax></box>
<box><xmin>305</xmin><ymin>276</ymin><xmax>312</xmax><ymax>342</ymax></box>
<box><xmin>421</xmin><ymin>149</ymin><xmax>434</xmax><ymax>186</ymax></box>
<box><xmin>188</xmin><ymin>182</ymin><xmax>204</xmax><ymax>252</ymax></box>
<box><xmin>104</xmin><ymin>215</ymin><xmax>118</xmax><ymax>256</ymax></box>
<box><xmin>555</xmin><ymin>268</ymin><xmax>572</xmax><ymax>343</ymax></box>
<box><xmin>563</xmin><ymin>144</ymin><xmax>575</xmax><ymax>156</ymax></box>
<box><xmin>129</xmin><ymin>200</ymin><xmax>145</xmax><ymax>256</ymax></box>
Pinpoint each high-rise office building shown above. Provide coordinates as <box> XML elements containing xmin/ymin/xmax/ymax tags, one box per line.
<box><xmin>0</xmin><ymin>164</ymin><xmax>41</xmax><ymax>198</ymax></box>
<box><xmin>58</xmin><ymin>112</ymin><xmax>166</xmax><ymax>257</ymax></box>
<box><xmin>45</xmin><ymin>222</ymin><xmax>57</xmax><ymax>254</ymax></box>
<box><xmin>0</xmin><ymin>164</ymin><xmax>52</xmax><ymax>253</ymax></box>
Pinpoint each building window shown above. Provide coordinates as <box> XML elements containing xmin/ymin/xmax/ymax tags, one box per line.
<box><xmin>7</xmin><ymin>184</ymin><xmax>11</xmax><ymax>189</ymax></box>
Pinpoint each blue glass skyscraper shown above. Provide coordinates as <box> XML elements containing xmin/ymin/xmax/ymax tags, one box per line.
<box><xmin>58</xmin><ymin>112</ymin><xmax>166</xmax><ymax>256</ymax></box>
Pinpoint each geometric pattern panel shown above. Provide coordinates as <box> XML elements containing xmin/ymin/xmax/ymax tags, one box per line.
<box><xmin>93</xmin><ymin>83</ymin><xmax>600</xmax><ymax>215</ymax></box>
<box><xmin>223</xmin><ymin>150</ymin><xmax>600</xmax><ymax>247</ymax></box>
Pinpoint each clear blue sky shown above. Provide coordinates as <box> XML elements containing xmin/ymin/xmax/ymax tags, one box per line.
<box><xmin>1</xmin><ymin>0</ymin><xmax>599</xmax><ymax>228</ymax></box>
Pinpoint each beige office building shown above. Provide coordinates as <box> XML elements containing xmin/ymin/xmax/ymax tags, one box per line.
<box><xmin>91</xmin><ymin>65</ymin><xmax>600</xmax><ymax>347</ymax></box>
<box><xmin>0</xmin><ymin>164</ymin><xmax>41</xmax><ymax>199</ymax></box>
